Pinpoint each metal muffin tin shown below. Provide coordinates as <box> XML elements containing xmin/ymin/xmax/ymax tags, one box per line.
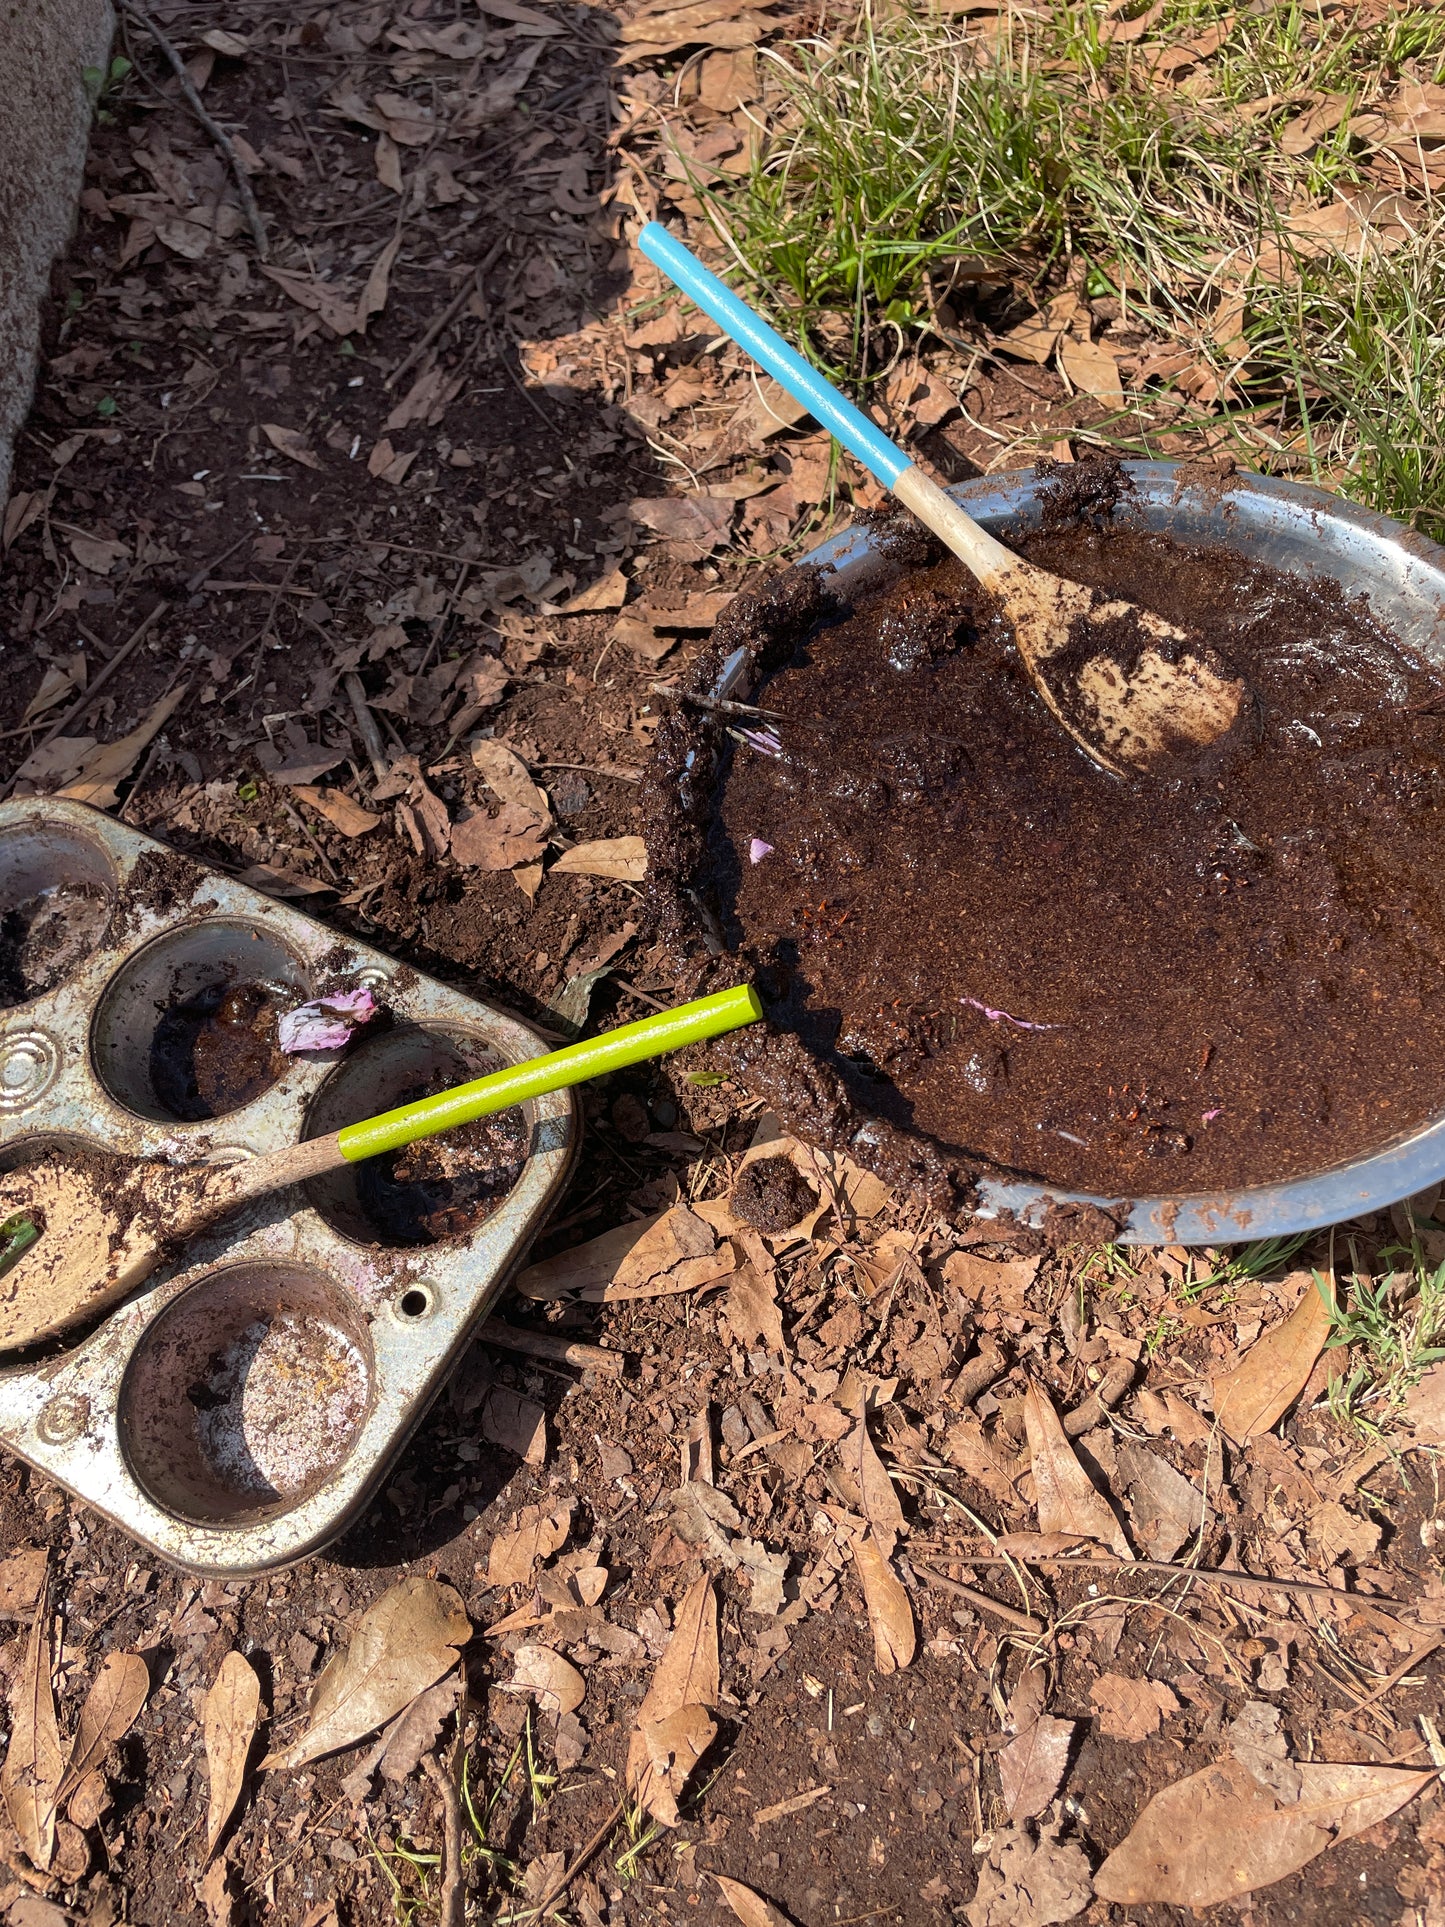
<box><xmin>0</xmin><ymin>797</ymin><xmax>576</xmax><ymax>1573</ymax></box>
<box><xmin>716</xmin><ymin>460</ymin><xmax>1445</xmax><ymax>1246</ymax></box>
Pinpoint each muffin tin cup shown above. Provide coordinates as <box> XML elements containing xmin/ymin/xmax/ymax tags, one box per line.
<box><xmin>0</xmin><ymin>798</ymin><xmax>577</xmax><ymax>1574</ymax></box>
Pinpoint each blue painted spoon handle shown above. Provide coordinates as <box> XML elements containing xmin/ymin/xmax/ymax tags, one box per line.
<box><xmin>637</xmin><ymin>223</ymin><xmax>1019</xmax><ymax>582</ymax></box>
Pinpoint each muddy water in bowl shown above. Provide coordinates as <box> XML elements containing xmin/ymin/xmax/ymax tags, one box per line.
<box><xmin>0</xmin><ymin>798</ymin><xmax>576</xmax><ymax>1573</ymax></box>
<box><xmin>648</xmin><ymin>460</ymin><xmax>1445</xmax><ymax>1240</ymax></box>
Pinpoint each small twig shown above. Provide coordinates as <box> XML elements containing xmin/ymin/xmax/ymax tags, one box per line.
<box><xmin>116</xmin><ymin>1</ymin><xmax>269</xmax><ymax>259</ymax></box>
<box><xmin>385</xmin><ymin>233</ymin><xmax>509</xmax><ymax>390</ymax></box>
<box><xmin>344</xmin><ymin>672</ymin><xmax>391</xmax><ymax>785</ymax></box>
<box><xmin>423</xmin><ymin>1751</ymin><xmax>465</xmax><ymax>1927</ymax></box>
<box><xmin>279</xmin><ymin>795</ymin><xmax>342</xmax><ymax>882</ymax></box>
<box><xmin>951</xmin><ymin>1337</ymin><xmax>1007</xmax><ymax>1406</ymax></box>
<box><xmin>1062</xmin><ymin>1357</ymin><xmax>1136</xmax><ymax>1437</ymax></box>
<box><xmin>479</xmin><ymin>1319</ymin><xmax>625</xmax><ymax>1377</ymax></box>
<box><xmin>118</xmin><ymin>737</ymin><xmax>166</xmax><ymax>824</ymax></box>
<box><xmin>917</xmin><ymin>1548</ymin><xmax>1404</xmax><ymax>1607</ymax></box>
<box><xmin>0</xmin><ymin>601</ymin><xmax>168</xmax><ymax>796</ymax></box>
<box><xmin>527</xmin><ymin>1796</ymin><xmax>627</xmax><ymax>1920</ymax></box>
<box><xmin>912</xmin><ymin>1560</ymin><xmax>1044</xmax><ymax>1635</ymax></box>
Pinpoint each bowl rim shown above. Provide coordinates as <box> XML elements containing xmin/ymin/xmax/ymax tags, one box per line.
<box><xmin>773</xmin><ymin>458</ymin><xmax>1445</xmax><ymax>1245</ymax></box>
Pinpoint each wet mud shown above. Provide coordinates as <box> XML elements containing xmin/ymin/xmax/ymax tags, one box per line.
<box><xmin>0</xmin><ymin>883</ymin><xmax>110</xmax><ymax>1007</ymax></box>
<box><xmin>651</xmin><ymin>466</ymin><xmax>1445</xmax><ymax>1197</ymax></box>
<box><xmin>732</xmin><ymin>1154</ymin><xmax>817</xmax><ymax>1231</ymax></box>
<box><xmin>149</xmin><ymin>980</ymin><xmax>287</xmax><ymax>1121</ymax></box>
<box><xmin>355</xmin><ymin>1092</ymin><xmax>527</xmax><ymax>1245</ymax></box>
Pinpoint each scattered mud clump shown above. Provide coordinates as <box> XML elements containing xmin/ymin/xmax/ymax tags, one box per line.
<box><xmin>649</xmin><ymin>459</ymin><xmax>1445</xmax><ymax>1199</ymax></box>
<box><xmin>0</xmin><ymin>882</ymin><xmax>110</xmax><ymax>1006</ymax></box>
<box><xmin>355</xmin><ymin>1092</ymin><xmax>527</xmax><ymax>1244</ymax></box>
<box><xmin>732</xmin><ymin>1154</ymin><xmax>817</xmax><ymax>1232</ymax></box>
<box><xmin>150</xmin><ymin>981</ymin><xmax>287</xmax><ymax>1121</ymax></box>
<box><xmin>111</xmin><ymin>848</ymin><xmax>206</xmax><ymax>942</ymax></box>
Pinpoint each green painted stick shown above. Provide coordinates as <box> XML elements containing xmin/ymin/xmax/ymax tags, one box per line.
<box><xmin>0</xmin><ymin>984</ymin><xmax>766</xmax><ymax>1351</ymax></box>
<box><xmin>339</xmin><ymin>982</ymin><xmax>762</xmax><ymax>1161</ymax></box>
<box><xmin>216</xmin><ymin>982</ymin><xmax>765</xmax><ymax>1206</ymax></box>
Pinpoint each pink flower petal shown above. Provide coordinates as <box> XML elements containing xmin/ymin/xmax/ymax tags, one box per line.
<box><xmin>278</xmin><ymin>986</ymin><xmax>380</xmax><ymax>1055</ymax></box>
<box><xmin>749</xmin><ymin>839</ymin><xmax>774</xmax><ymax>865</ymax></box>
<box><xmin>959</xmin><ymin>994</ymin><xmax>1062</xmax><ymax>1032</ymax></box>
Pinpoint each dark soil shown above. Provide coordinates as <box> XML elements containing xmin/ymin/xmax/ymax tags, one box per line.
<box><xmin>149</xmin><ymin>980</ymin><xmax>286</xmax><ymax>1121</ymax></box>
<box><xmin>356</xmin><ymin>1097</ymin><xmax>528</xmax><ymax>1244</ymax></box>
<box><xmin>680</xmin><ymin>493</ymin><xmax>1445</xmax><ymax>1195</ymax></box>
<box><xmin>731</xmin><ymin>1152</ymin><xmax>816</xmax><ymax>1230</ymax></box>
<box><xmin>0</xmin><ymin>882</ymin><xmax>110</xmax><ymax>1007</ymax></box>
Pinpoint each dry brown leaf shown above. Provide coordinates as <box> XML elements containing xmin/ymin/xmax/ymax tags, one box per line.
<box><xmin>377</xmin><ymin>1676</ymin><xmax>460</xmax><ymax>1784</ymax></box>
<box><xmin>1000</xmin><ymin>1708</ymin><xmax>1075</xmax><ymax>1822</ymax></box>
<box><xmin>724</xmin><ymin>1263</ymin><xmax>785</xmax><ymax>1354</ymax></box>
<box><xmin>1094</xmin><ymin>1756</ymin><xmax>1434</xmax><ymax>1908</ymax></box>
<box><xmin>1115</xmin><ymin>1441</ymin><xmax>1206</xmax><ymax>1560</ymax></box>
<box><xmin>200</xmin><ymin>26</ymin><xmax>251</xmax><ymax>54</ymax></box>
<box><xmin>1059</xmin><ymin>333</ymin><xmax>1124</xmax><ymax>406</ymax></box>
<box><xmin>375</xmin><ymin>130</ymin><xmax>404</xmax><ymax>193</ymax></box>
<box><xmin>67</xmin><ymin>530</ymin><xmax>128</xmax><ymax>573</ymax></box>
<box><xmin>66</xmin><ymin>1771</ymin><xmax>108</xmax><ymax>1831</ymax></box>
<box><xmin>61</xmin><ymin>1651</ymin><xmax>148</xmax><ymax>1803</ymax></box>
<box><xmin>849</xmin><ymin>1410</ymin><xmax>906</xmax><ymax>1556</ymax></box>
<box><xmin>58</xmin><ymin>682</ymin><xmax>189</xmax><ymax>810</ymax></box>
<box><xmin>627</xmin><ymin>1572</ymin><xmax>718</xmax><ymax>1824</ymax></box>
<box><xmin>1280</xmin><ymin>94</ymin><xmax>1351</xmax><ymax>156</ymax></box>
<box><xmin>1404</xmin><ymin>1360</ymin><xmax>1445</xmax><ymax>1442</ymax></box>
<box><xmin>196</xmin><ymin>1858</ymin><xmax>238</xmax><ymax>1927</ymax></box>
<box><xmin>22</xmin><ymin>664</ymin><xmax>75</xmax><ymax>723</ymax></box>
<box><xmin>557</xmin><ymin>566</ymin><xmax>628</xmax><ymax>613</ymax></box>
<box><xmin>2</xmin><ymin>1569</ymin><xmax>61</xmax><ymax>1870</ymax></box>
<box><xmin>965</xmin><ymin>1819</ymin><xmax>1094</xmax><ymax>1926</ymax></box>
<box><xmin>340</xmin><ymin>1674</ymin><xmax>462</xmax><ymax>1803</ymax></box>
<box><xmin>515</xmin><ymin>1205</ymin><xmax>714</xmax><ymax>1300</ymax></box>
<box><xmin>356</xmin><ymin>234</ymin><xmax>402</xmax><ymax>331</ymax></box>
<box><xmin>714</xmin><ymin>1875</ymin><xmax>794</xmax><ymax>1926</ymax></box>
<box><xmin>1089</xmin><ymin>1673</ymin><xmax>1179</xmax><ymax>1742</ymax></box>
<box><xmin>471</xmin><ymin>739</ymin><xmax>551</xmax><ymax>819</ymax></box>
<box><xmin>510</xmin><ymin>1644</ymin><xmax>586</xmax><ymax>1718</ymax></box>
<box><xmin>261</xmin><ymin>1578</ymin><xmax>470</xmax><ymax>1770</ymax></box>
<box><xmin>260</xmin><ymin>422</ymin><xmax>323</xmax><ymax>469</ymax></box>
<box><xmin>851</xmin><ymin>1531</ymin><xmax>915</xmax><ymax>1674</ymax></box>
<box><xmin>629</xmin><ymin>495</ymin><xmax>734</xmax><ymax>548</ymax></box>
<box><xmin>450</xmin><ymin>802</ymin><xmax>549</xmax><ymax>870</ymax></box>
<box><xmin>1098</xmin><ymin>0</ymin><xmax>1165</xmax><ymax>39</ymax></box>
<box><xmin>1024</xmin><ymin>1383</ymin><xmax>1132</xmax><ymax>1559</ymax></box>
<box><xmin>203</xmin><ymin>1651</ymin><xmax>260</xmax><ymax>1861</ymax></box>
<box><xmin>552</xmin><ymin>835</ymin><xmax>648</xmax><ymax>881</ymax></box>
<box><xmin>1212</xmin><ymin>1271</ymin><xmax>1332</xmax><ymax>1443</ymax></box>
<box><xmin>991</xmin><ymin>293</ymin><xmax>1080</xmax><ymax>365</ymax></box>
<box><xmin>0</xmin><ymin>1548</ymin><xmax>47</xmax><ymax>1619</ymax></box>
<box><xmin>487</xmin><ymin>1501</ymin><xmax>573</xmax><ymax>1588</ymax></box>
<box><xmin>290</xmin><ymin>784</ymin><xmax>382</xmax><ymax>837</ymax></box>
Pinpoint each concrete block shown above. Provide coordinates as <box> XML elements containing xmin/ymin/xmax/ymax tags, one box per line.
<box><xmin>0</xmin><ymin>0</ymin><xmax>114</xmax><ymax>504</ymax></box>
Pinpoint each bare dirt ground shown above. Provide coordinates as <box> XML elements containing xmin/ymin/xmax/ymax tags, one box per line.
<box><xmin>0</xmin><ymin>3</ymin><xmax>1444</xmax><ymax>1926</ymax></box>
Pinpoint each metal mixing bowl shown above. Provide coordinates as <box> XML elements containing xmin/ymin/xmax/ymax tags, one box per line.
<box><xmin>722</xmin><ymin>459</ymin><xmax>1445</xmax><ymax>1244</ymax></box>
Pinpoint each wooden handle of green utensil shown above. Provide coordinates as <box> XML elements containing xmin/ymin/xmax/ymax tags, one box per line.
<box><xmin>337</xmin><ymin>982</ymin><xmax>763</xmax><ymax>1162</ymax></box>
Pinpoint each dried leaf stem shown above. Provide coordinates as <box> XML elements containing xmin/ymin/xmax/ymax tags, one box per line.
<box><xmin>920</xmin><ymin>1548</ymin><xmax>1404</xmax><ymax>1607</ymax></box>
<box><xmin>912</xmin><ymin>1560</ymin><xmax>1044</xmax><ymax>1634</ymax></box>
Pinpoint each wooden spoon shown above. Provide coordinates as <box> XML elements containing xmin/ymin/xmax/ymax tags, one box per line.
<box><xmin>638</xmin><ymin>223</ymin><xmax>1250</xmax><ymax>778</ymax></box>
<box><xmin>0</xmin><ymin>984</ymin><xmax>762</xmax><ymax>1351</ymax></box>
